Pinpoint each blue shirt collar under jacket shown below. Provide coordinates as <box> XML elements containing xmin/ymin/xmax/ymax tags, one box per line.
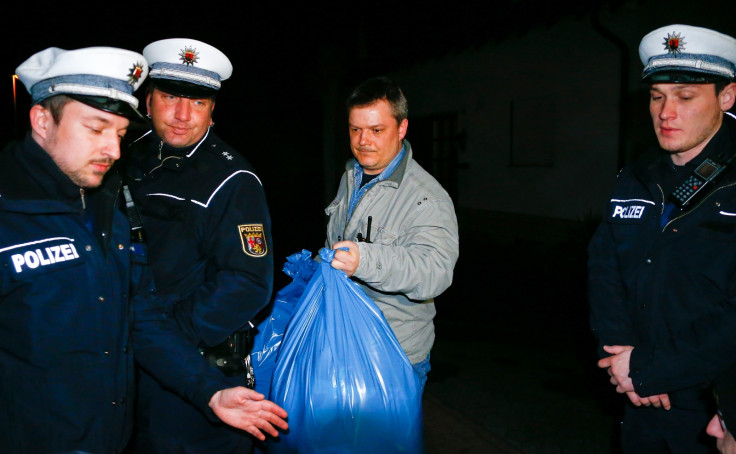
<box><xmin>347</xmin><ymin>145</ymin><xmax>406</xmax><ymax>221</ymax></box>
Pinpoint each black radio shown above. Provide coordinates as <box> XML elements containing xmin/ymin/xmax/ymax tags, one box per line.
<box><xmin>671</xmin><ymin>158</ymin><xmax>730</xmax><ymax>208</ymax></box>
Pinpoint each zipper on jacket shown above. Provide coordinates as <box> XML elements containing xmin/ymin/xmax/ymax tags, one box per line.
<box><xmin>157</xmin><ymin>140</ymin><xmax>164</xmax><ymax>160</ymax></box>
<box><xmin>656</xmin><ymin>184</ymin><xmax>665</xmax><ymax>215</ymax></box>
<box><xmin>80</xmin><ymin>188</ymin><xmax>86</xmax><ymax>210</ymax></box>
<box><xmin>147</xmin><ymin>140</ymin><xmax>183</xmax><ymax>176</ymax></box>
<box><xmin>147</xmin><ymin>128</ymin><xmax>211</xmax><ymax>178</ymax></box>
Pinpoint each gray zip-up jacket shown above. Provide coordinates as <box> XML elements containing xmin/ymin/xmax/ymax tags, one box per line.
<box><xmin>325</xmin><ymin>140</ymin><xmax>459</xmax><ymax>363</ymax></box>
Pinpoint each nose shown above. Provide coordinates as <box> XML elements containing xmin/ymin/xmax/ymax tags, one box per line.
<box><xmin>706</xmin><ymin>414</ymin><xmax>725</xmax><ymax>439</ymax></box>
<box><xmin>96</xmin><ymin>126</ymin><xmax>122</xmax><ymax>161</ymax></box>
<box><xmin>174</xmin><ymin>99</ymin><xmax>192</xmax><ymax>121</ymax></box>
<box><xmin>101</xmin><ymin>137</ymin><xmax>121</xmax><ymax>161</ymax></box>
<box><xmin>659</xmin><ymin>97</ymin><xmax>677</xmax><ymax>121</ymax></box>
<box><xmin>358</xmin><ymin>131</ymin><xmax>369</xmax><ymax>146</ymax></box>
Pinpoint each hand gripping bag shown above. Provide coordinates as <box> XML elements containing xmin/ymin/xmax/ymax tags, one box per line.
<box><xmin>251</xmin><ymin>249</ymin><xmax>318</xmax><ymax>398</ymax></box>
<box><xmin>268</xmin><ymin>248</ymin><xmax>423</xmax><ymax>453</ymax></box>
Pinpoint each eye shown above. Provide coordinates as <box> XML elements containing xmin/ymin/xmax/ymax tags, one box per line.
<box><xmin>373</xmin><ymin>128</ymin><xmax>382</xmax><ymax>134</ymax></box>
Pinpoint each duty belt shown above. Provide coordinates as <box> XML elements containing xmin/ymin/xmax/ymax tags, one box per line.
<box><xmin>199</xmin><ymin>329</ymin><xmax>255</xmax><ymax>388</ymax></box>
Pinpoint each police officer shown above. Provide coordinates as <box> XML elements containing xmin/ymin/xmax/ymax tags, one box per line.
<box><xmin>123</xmin><ymin>38</ymin><xmax>275</xmax><ymax>453</ymax></box>
<box><xmin>590</xmin><ymin>25</ymin><xmax>736</xmax><ymax>453</ymax></box>
<box><xmin>0</xmin><ymin>46</ymin><xmax>287</xmax><ymax>454</ymax></box>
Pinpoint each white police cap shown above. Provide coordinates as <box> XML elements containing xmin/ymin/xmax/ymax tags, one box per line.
<box><xmin>15</xmin><ymin>46</ymin><xmax>148</xmax><ymax>120</ymax></box>
<box><xmin>143</xmin><ymin>38</ymin><xmax>232</xmax><ymax>98</ymax></box>
<box><xmin>639</xmin><ymin>24</ymin><xmax>736</xmax><ymax>83</ymax></box>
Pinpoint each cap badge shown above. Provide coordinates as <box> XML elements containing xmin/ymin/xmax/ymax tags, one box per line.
<box><xmin>663</xmin><ymin>31</ymin><xmax>686</xmax><ymax>55</ymax></box>
<box><xmin>128</xmin><ymin>62</ymin><xmax>144</xmax><ymax>85</ymax></box>
<box><xmin>179</xmin><ymin>46</ymin><xmax>199</xmax><ymax>66</ymax></box>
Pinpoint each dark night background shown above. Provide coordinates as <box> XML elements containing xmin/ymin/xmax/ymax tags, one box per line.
<box><xmin>3</xmin><ymin>1</ymin><xmax>736</xmax><ymax>451</ymax></box>
<box><xmin>3</xmin><ymin>0</ymin><xmax>525</xmax><ymax>262</ymax></box>
<box><xmin>0</xmin><ymin>0</ymin><xmax>645</xmax><ymax>286</ymax></box>
<box><xmin>5</xmin><ymin>0</ymin><xmax>718</xmax><ymax>270</ymax></box>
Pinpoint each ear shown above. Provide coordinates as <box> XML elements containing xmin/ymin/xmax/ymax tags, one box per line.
<box><xmin>398</xmin><ymin>118</ymin><xmax>408</xmax><ymax>141</ymax></box>
<box><xmin>145</xmin><ymin>92</ymin><xmax>153</xmax><ymax>115</ymax></box>
<box><xmin>209</xmin><ymin>102</ymin><xmax>216</xmax><ymax>125</ymax></box>
<box><xmin>29</xmin><ymin>104</ymin><xmax>51</xmax><ymax>142</ymax></box>
<box><xmin>719</xmin><ymin>82</ymin><xmax>736</xmax><ymax>112</ymax></box>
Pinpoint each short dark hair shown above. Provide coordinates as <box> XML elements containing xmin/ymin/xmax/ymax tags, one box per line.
<box><xmin>39</xmin><ymin>95</ymin><xmax>73</xmax><ymax>124</ymax></box>
<box><xmin>716</xmin><ymin>79</ymin><xmax>732</xmax><ymax>95</ymax></box>
<box><xmin>346</xmin><ymin>76</ymin><xmax>408</xmax><ymax>124</ymax></box>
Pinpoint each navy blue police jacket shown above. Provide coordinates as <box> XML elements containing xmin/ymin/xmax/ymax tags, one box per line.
<box><xmin>124</xmin><ymin>127</ymin><xmax>274</xmax><ymax>446</ymax></box>
<box><xmin>125</xmin><ymin>127</ymin><xmax>273</xmax><ymax>351</ymax></box>
<box><xmin>589</xmin><ymin>113</ymin><xmax>736</xmax><ymax>404</ymax></box>
<box><xmin>0</xmin><ymin>134</ymin><xmax>231</xmax><ymax>453</ymax></box>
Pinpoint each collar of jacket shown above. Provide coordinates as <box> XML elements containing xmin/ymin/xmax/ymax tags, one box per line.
<box><xmin>345</xmin><ymin>139</ymin><xmax>413</xmax><ymax>189</ymax></box>
<box><xmin>0</xmin><ymin>133</ymin><xmax>85</xmax><ymax>207</ymax></box>
<box><xmin>633</xmin><ymin>113</ymin><xmax>736</xmax><ymax>183</ymax></box>
<box><xmin>0</xmin><ymin>133</ymin><xmax>122</xmax><ymax>242</ymax></box>
<box><xmin>155</xmin><ymin>127</ymin><xmax>210</xmax><ymax>158</ymax></box>
<box><xmin>132</xmin><ymin>127</ymin><xmax>212</xmax><ymax>174</ymax></box>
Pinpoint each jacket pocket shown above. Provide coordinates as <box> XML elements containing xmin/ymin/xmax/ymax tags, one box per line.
<box><xmin>141</xmin><ymin>193</ymin><xmax>189</xmax><ymax>222</ymax></box>
<box><xmin>371</xmin><ymin>225</ymin><xmax>399</xmax><ymax>245</ymax></box>
<box><xmin>694</xmin><ymin>210</ymin><xmax>736</xmax><ymax>241</ymax></box>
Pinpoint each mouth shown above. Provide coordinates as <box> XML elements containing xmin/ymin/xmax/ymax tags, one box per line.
<box><xmin>165</xmin><ymin>122</ymin><xmax>190</xmax><ymax>134</ymax></box>
<box><xmin>169</xmin><ymin>126</ymin><xmax>190</xmax><ymax>135</ymax></box>
<box><xmin>659</xmin><ymin>126</ymin><xmax>680</xmax><ymax>136</ymax></box>
<box><xmin>90</xmin><ymin>160</ymin><xmax>113</xmax><ymax>173</ymax></box>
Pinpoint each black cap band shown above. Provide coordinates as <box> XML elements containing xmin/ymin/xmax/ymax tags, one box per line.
<box><xmin>645</xmin><ymin>71</ymin><xmax>731</xmax><ymax>84</ymax></box>
<box><xmin>151</xmin><ymin>79</ymin><xmax>218</xmax><ymax>99</ymax></box>
<box><xmin>67</xmin><ymin>94</ymin><xmax>147</xmax><ymax>122</ymax></box>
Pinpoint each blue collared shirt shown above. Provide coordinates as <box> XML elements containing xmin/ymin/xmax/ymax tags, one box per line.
<box><xmin>347</xmin><ymin>145</ymin><xmax>406</xmax><ymax>221</ymax></box>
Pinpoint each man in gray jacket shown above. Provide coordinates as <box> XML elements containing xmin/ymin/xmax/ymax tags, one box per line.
<box><xmin>327</xmin><ymin>76</ymin><xmax>459</xmax><ymax>393</ymax></box>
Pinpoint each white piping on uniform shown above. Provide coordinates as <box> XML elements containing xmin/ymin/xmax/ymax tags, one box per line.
<box><xmin>611</xmin><ymin>198</ymin><xmax>656</xmax><ymax>206</ymax></box>
<box><xmin>192</xmin><ymin>170</ymin><xmax>262</xmax><ymax>208</ymax></box>
<box><xmin>0</xmin><ymin>237</ymin><xmax>76</xmax><ymax>253</ymax></box>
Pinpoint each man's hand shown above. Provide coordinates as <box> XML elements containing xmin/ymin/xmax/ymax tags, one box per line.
<box><xmin>640</xmin><ymin>392</ymin><xmax>671</xmax><ymax>410</ymax></box>
<box><xmin>598</xmin><ymin>344</ymin><xmax>671</xmax><ymax>410</ymax></box>
<box><xmin>209</xmin><ymin>387</ymin><xmax>288</xmax><ymax>440</ymax></box>
<box><xmin>707</xmin><ymin>413</ymin><xmax>736</xmax><ymax>453</ymax></box>
<box><xmin>331</xmin><ymin>241</ymin><xmax>360</xmax><ymax>277</ymax></box>
<box><xmin>598</xmin><ymin>345</ymin><xmax>635</xmax><ymax>393</ymax></box>
<box><xmin>622</xmin><ymin>391</ymin><xmax>671</xmax><ymax>409</ymax></box>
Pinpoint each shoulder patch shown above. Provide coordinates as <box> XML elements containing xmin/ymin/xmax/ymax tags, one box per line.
<box><xmin>239</xmin><ymin>224</ymin><xmax>268</xmax><ymax>257</ymax></box>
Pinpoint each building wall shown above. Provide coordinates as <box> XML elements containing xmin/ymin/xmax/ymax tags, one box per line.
<box><xmin>395</xmin><ymin>4</ymin><xmax>736</xmax><ymax>221</ymax></box>
<box><xmin>393</xmin><ymin>16</ymin><xmax>622</xmax><ymax>224</ymax></box>
<box><xmin>320</xmin><ymin>2</ymin><xmax>736</xmax><ymax>242</ymax></box>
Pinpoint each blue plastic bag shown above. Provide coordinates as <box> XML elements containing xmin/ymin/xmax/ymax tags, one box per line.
<box><xmin>251</xmin><ymin>249</ymin><xmax>318</xmax><ymax>397</ymax></box>
<box><xmin>268</xmin><ymin>248</ymin><xmax>423</xmax><ymax>453</ymax></box>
